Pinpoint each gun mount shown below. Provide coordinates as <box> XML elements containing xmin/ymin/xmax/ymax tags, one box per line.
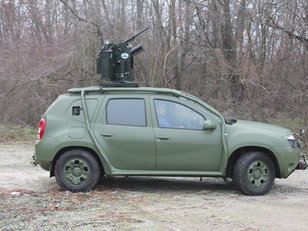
<box><xmin>97</xmin><ymin>27</ymin><xmax>149</xmax><ymax>87</ymax></box>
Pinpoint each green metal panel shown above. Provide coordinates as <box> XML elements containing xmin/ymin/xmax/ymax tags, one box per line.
<box><xmin>95</xmin><ymin>124</ymin><xmax>156</xmax><ymax>170</ymax></box>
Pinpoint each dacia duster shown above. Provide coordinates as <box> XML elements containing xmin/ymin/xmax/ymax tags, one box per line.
<box><xmin>34</xmin><ymin>86</ymin><xmax>305</xmax><ymax>195</ymax></box>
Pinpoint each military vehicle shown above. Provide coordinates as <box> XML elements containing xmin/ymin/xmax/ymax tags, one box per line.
<box><xmin>33</xmin><ymin>28</ymin><xmax>306</xmax><ymax>195</ymax></box>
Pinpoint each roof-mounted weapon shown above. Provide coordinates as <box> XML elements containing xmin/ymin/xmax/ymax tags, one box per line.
<box><xmin>97</xmin><ymin>27</ymin><xmax>150</xmax><ymax>87</ymax></box>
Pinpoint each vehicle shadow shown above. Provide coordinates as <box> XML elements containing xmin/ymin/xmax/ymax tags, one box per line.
<box><xmin>96</xmin><ymin>176</ymin><xmax>237</xmax><ymax>194</ymax></box>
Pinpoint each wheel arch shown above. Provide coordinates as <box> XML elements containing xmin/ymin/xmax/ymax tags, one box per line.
<box><xmin>226</xmin><ymin>146</ymin><xmax>281</xmax><ymax>179</ymax></box>
<box><xmin>50</xmin><ymin>146</ymin><xmax>104</xmax><ymax>177</ymax></box>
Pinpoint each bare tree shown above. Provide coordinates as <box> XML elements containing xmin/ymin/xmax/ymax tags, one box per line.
<box><xmin>0</xmin><ymin>0</ymin><xmax>306</xmax><ymax>127</ymax></box>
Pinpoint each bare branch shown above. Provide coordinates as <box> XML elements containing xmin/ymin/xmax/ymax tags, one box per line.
<box><xmin>265</xmin><ymin>13</ymin><xmax>308</xmax><ymax>45</ymax></box>
<box><xmin>59</xmin><ymin>0</ymin><xmax>103</xmax><ymax>42</ymax></box>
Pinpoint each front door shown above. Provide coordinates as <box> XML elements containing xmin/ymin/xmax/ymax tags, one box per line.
<box><xmin>152</xmin><ymin>98</ymin><xmax>223</xmax><ymax>171</ymax></box>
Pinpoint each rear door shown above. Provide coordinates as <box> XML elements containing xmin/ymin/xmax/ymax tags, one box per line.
<box><xmin>95</xmin><ymin>96</ymin><xmax>156</xmax><ymax>170</ymax></box>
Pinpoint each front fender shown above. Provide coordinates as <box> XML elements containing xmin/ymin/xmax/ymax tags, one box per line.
<box><xmin>226</xmin><ymin>133</ymin><xmax>301</xmax><ymax>178</ymax></box>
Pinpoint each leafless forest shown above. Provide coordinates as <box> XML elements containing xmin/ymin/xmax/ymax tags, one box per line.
<box><xmin>0</xmin><ymin>0</ymin><xmax>307</xmax><ymax>126</ymax></box>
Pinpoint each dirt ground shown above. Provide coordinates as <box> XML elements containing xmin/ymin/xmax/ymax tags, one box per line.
<box><xmin>0</xmin><ymin>142</ymin><xmax>307</xmax><ymax>231</ymax></box>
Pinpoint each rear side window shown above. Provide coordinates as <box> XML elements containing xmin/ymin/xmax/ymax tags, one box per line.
<box><xmin>106</xmin><ymin>99</ymin><xmax>146</xmax><ymax>126</ymax></box>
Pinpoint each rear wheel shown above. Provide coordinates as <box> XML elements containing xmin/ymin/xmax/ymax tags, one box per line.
<box><xmin>233</xmin><ymin>151</ymin><xmax>275</xmax><ymax>195</ymax></box>
<box><xmin>55</xmin><ymin>149</ymin><xmax>100</xmax><ymax>192</ymax></box>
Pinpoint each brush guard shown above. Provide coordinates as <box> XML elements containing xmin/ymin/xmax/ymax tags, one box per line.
<box><xmin>296</xmin><ymin>154</ymin><xmax>307</xmax><ymax>170</ymax></box>
<box><xmin>294</xmin><ymin>128</ymin><xmax>307</xmax><ymax>170</ymax></box>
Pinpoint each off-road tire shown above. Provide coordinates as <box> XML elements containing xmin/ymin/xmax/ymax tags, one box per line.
<box><xmin>55</xmin><ymin>149</ymin><xmax>100</xmax><ymax>192</ymax></box>
<box><xmin>234</xmin><ymin>151</ymin><xmax>275</xmax><ymax>195</ymax></box>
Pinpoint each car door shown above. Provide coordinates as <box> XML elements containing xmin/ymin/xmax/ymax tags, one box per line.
<box><xmin>151</xmin><ymin>97</ymin><xmax>223</xmax><ymax>171</ymax></box>
<box><xmin>95</xmin><ymin>96</ymin><xmax>156</xmax><ymax>170</ymax></box>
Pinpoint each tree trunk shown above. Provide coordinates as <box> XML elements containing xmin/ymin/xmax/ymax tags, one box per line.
<box><xmin>222</xmin><ymin>0</ymin><xmax>243</xmax><ymax>104</ymax></box>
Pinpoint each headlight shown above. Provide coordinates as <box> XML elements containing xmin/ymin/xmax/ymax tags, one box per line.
<box><xmin>286</xmin><ymin>135</ymin><xmax>295</xmax><ymax>140</ymax></box>
<box><xmin>285</xmin><ymin>135</ymin><xmax>300</xmax><ymax>149</ymax></box>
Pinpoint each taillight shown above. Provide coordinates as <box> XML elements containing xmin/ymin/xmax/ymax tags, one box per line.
<box><xmin>37</xmin><ymin>119</ymin><xmax>46</xmax><ymax>140</ymax></box>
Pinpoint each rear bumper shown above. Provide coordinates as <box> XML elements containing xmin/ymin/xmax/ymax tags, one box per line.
<box><xmin>34</xmin><ymin>136</ymin><xmax>59</xmax><ymax>171</ymax></box>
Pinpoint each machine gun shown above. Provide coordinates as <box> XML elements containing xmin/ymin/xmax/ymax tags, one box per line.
<box><xmin>97</xmin><ymin>27</ymin><xmax>150</xmax><ymax>87</ymax></box>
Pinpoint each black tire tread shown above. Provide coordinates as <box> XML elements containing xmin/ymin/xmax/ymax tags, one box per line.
<box><xmin>233</xmin><ymin>151</ymin><xmax>275</xmax><ymax>195</ymax></box>
<box><xmin>54</xmin><ymin>149</ymin><xmax>101</xmax><ymax>192</ymax></box>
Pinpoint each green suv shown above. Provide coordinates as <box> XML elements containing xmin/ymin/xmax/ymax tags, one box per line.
<box><xmin>34</xmin><ymin>86</ymin><xmax>304</xmax><ymax>195</ymax></box>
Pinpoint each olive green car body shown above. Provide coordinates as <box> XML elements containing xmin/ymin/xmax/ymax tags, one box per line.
<box><xmin>34</xmin><ymin>86</ymin><xmax>301</xmax><ymax>187</ymax></box>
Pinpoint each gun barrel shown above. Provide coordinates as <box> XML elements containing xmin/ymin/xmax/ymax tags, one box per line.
<box><xmin>124</xmin><ymin>26</ymin><xmax>150</xmax><ymax>44</ymax></box>
<box><xmin>130</xmin><ymin>44</ymin><xmax>143</xmax><ymax>56</ymax></box>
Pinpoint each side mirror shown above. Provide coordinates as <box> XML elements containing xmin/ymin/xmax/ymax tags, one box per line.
<box><xmin>203</xmin><ymin>120</ymin><xmax>217</xmax><ymax>131</ymax></box>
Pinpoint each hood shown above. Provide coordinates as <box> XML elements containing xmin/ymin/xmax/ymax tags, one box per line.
<box><xmin>225</xmin><ymin>120</ymin><xmax>293</xmax><ymax>148</ymax></box>
<box><xmin>226</xmin><ymin>120</ymin><xmax>292</xmax><ymax>144</ymax></box>
<box><xmin>231</xmin><ymin>120</ymin><xmax>291</xmax><ymax>135</ymax></box>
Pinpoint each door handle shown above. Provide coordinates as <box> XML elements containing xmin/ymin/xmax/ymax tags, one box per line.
<box><xmin>101</xmin><ymin>133</ymin><xmax>113</xmax><ymax>137</ymax></box>
<box><xmin>157</xmin><ymin>136</ymin><xmax>170</xmax><ymax>141</ymax></box>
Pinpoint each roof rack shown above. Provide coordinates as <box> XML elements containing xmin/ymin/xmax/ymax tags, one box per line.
<box><xmin>100</xmin><ymin>81</ymin><xmax>139</xmax><ymax>88</ymax></box>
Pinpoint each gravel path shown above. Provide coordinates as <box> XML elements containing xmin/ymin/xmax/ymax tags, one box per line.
<box><xmin>0</xmin><ymin>143</ymin><xmax>307</xmax><ymax>231</ymax></box>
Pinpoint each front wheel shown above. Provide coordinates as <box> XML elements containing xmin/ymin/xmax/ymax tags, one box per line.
<box><xmin>233</xmin><ymin>151</ymin><xmax>275</xmax><ymax>195</ymax></box>
<box><xmin>54</xmin><ymin>149</ymin><xmax>100</xmax><ymax>192</ymax></box>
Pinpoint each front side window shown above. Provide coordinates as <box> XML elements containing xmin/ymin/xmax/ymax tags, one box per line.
<box><xmin>107</xmin><ymin>99</ymin><xmax>146</xmax><ymax>126</ymax></box>
<box><xmin>154</xmin><ymin>100</ymin><xmax>204</xmax><ymax>130</ymax></box>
